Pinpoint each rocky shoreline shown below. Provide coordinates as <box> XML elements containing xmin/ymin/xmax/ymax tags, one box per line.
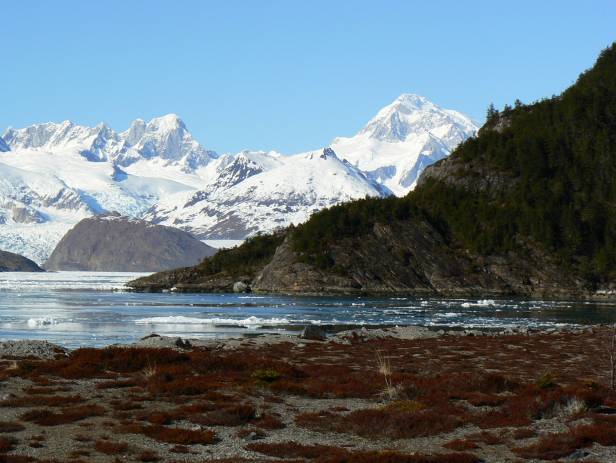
<box><xmin>0</xmin><ymin>324</ymin><xmax>599</xmax><ymax>359</ymax></box>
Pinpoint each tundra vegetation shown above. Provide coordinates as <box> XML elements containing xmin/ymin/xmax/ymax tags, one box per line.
<box><xmin>1</xmin><ymin>328</ymin><xmax>616</xmax><ymax>461</ymax></box>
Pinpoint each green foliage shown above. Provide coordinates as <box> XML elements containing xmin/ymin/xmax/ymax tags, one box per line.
<box><xmin>535</xmin><ymin>372</ymin><xmax>557</xmax><ymax>390</ymax></box>
<box><xmin>413</xmin><ymin>43</ymin><xmax>616</xmax><ymax>283</ymax></box>
<box><xmin>290</xmin><ymin>196</ymin><xmax>421</xmax><ymax>268</ymax></box>
<box><xmin>251</xmin><ymin>368</ymin><xmax>282</xmax><ymax>383</ymax></box>
<box><xmin>288</xmin><ymin>43</ymin><xmax>616</xmax><ymax>282</ymax></box>
<box><xmin>195</xmin><ymin>233</ymin><xmax>284</xmax><ymax>277</ymax></box>
<box><xmin>486</xmin><ymin>102</ymin><xmax>498</xmax><ymax>122</ymax></box>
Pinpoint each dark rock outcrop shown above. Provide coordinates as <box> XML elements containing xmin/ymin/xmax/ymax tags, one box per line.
<box><xmin>250</xmin><ymin>223</ymin><xmax>582</xmax><ymax>298</ymax></box>
<box><xmin>129</xmin><ymin>266</ymin><xmax>247</xmax><ymax>292</ymax></box>
<box><xmin>0</xmin><ymin>250</ymin><xmax>44</xmax><ymax>272</ymax></box>
<box><xmin>44</xmin><ymin>213</ymin><xmax>216</xmax><ymax>272</ymax></box>
<box><xmin>300</xmin><ymin>325</ymin><xmax>327</xmax><ymax>341</ymax></box>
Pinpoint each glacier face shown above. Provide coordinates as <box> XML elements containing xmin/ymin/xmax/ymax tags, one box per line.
<box><xmin>0</xmin><ymin>95</ymin><xmax>477</xmax><ymax>263</ymax></box>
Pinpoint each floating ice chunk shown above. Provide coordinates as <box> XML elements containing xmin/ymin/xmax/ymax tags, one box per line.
<box><xmin>27</xmin><ymin>317</ymin><xmax>58</xmax><ymax>328</ymax></box>
<box><xmin>461</xmin><ymin>299</ymin><xmax>496</xmax><ymax>308</ymax></box>
<box><xmin>134</xmin><ymin>315</ymin><xmax>289</xmax><ymax>327</ymax></box>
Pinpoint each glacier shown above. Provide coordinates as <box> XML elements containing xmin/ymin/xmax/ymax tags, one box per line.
<box><xmin>0</xmin><ymin>95</ymin><xmax>478</xmax><ymax>263</ymax></box>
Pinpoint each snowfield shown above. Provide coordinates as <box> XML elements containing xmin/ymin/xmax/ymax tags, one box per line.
<box><xmin>0</xmin><ymin>95</ymin><xmax>477</xmax><ymax>263</ymax></box>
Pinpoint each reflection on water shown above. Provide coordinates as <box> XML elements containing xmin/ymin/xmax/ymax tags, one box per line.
<box><xmin>0</xmin><ymin>272</ymin><xmax>615</xmax><ymax>348</ymax></box>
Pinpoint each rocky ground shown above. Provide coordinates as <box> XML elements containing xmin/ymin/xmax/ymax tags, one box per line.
<box><xmin>1</xmin><ymin>326</ymin><xmax>616</xmax><ymax>462</ymax></box>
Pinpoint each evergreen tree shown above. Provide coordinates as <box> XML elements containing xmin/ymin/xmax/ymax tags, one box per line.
<box><xmin>486</xmin><ymin>103</ymin><xmax>498</xmax><ymax>121</ymax></box>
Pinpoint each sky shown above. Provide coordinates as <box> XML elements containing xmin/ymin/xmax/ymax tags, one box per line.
<box><xmin>1</xmin><ymin>0</ymin><xmax>614</xmax><ymax>154</ymax></box>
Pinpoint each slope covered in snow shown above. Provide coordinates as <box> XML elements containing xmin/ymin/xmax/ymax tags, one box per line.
<box><xmin>0</xmin><ymin>115</ymin><xmax>211</xmax><ymax>262</ymax></box>
<box><xmin>331</xmin><ymin>94</ymin><xmax>478</xmax><ymax>195</ymax></box>
<box><xmin>145</xmin><ymin>148</ymin><xmax>387</xmax><ymax>238</ymax></box>
<box><xmin>0</xmin><ymin>95</ymin><xmax>477</xmax><ymax>263</ymax></box>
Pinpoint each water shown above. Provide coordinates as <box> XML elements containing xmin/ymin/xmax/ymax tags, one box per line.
<box><xmin>1</xmin><ymin>272</ymin><xmax>615</xmax><ymax>348</ymax></box>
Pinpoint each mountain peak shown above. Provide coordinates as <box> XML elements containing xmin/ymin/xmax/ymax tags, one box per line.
<box><xmin>394</xmin><ymin>93</ymin><xmax>431</xmax><ymax>108</ymax></box>
<box><xmin>331</xmin><ymin>94</ymin><xmax>478</xmax><ymax>196</ymax></box>
<box><xmin>147</xmin><ymin>114</ymin><xmax>185</xmax><ymax>132</ymax></box>
<box><xmin>4</xmin><ymin>114</ymin><xmax>216</xmax><ymax>170</ymax></box>
<box><xmin>357</xmin><ymin>93</ymin><xmax>476</xmax><ymax>143</ymax></box>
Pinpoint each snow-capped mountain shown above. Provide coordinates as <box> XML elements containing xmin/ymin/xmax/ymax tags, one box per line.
<box><xmin>145</xmin><ymin>148</ymin><xmax>388</xmax><ymax>239</ymax></box>
<box><xmin>0</xmin><ymin>95</ymin><xmax>476</xmax><ymax>263</ymax></box>
<box><xmin>2</xmin><ymin>114</ymin><xmax>217</xmax><ymax>172</ymax></box>
<box><xmin>0</xmin><ymin>115</ymin><xmax>212</xmax><ymax>262</ymax></box>
<box><xmin>114</xmin><ymin>115</ymin><xmax>217</xmax><ymax>170</ymax></box>
<box><xmin>331</xmin><ymin>93</ymin><xmax>478</xmax><ymax>195</ymax></box>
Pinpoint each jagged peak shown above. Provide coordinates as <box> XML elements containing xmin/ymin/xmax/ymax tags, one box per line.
<box><xmin>3</xmin><ymin>114</ymin><xmax>216</xmax><ymax>169</ymax></box>
<box><xmin>146</xmin><ymin>113</ymin><xmax>186</xmax><ymax>132</ymax></box>
<box><xmin>304</xmin><ymin>147</ymin><xmax>340</xmax><ymax>161</ymax></box>
<box><xmin>320</xmin><ymin>147</ymin><xmax>336</xmax><ymax>159</ymax></box>
<box><xmin>356</xmin><ymin>93</ymin><xmax>477</xmax><ymax>143</ymax></box>
<box><xmin>393</xmin><ymin>93</ymin><xmax>432</xmax><ymax>108</ymax></box>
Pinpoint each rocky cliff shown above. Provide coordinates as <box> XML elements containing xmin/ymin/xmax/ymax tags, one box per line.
<box><xmin>129</xmin><ymin>44</ymin><xmax>616</xmax><ymax>298</ymax></box>
<box><xmin>45</xmin><ymin>214</ymin><xmax>216</xmax><ymax>272</ymax></box>
<box><xmin>0</xmin><ymin>250</ymin><xmax>44</xmax><ymax>272</ymax></box>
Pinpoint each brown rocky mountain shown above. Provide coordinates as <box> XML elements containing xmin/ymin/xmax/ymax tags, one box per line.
<box><xmin>45</xmin><ymin>214</ymin><xmax>216</xmax><ymax>272</ymax></box>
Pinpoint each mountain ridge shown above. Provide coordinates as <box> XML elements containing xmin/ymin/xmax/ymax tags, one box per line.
<box><xmin>0</xmin><ymin>94</ymin><xmax>477</xmax><ymax>263</ymax></box>
<box><xmin>129</xmin><ymin>43</ymin><xmax>616</xmax><ymax>298</ymax></box>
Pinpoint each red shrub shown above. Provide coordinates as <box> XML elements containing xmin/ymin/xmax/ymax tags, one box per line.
<box><xmin>255</xmin><ymin>412</ymin><xmax>286</xmax><ymax>430</ymax></box>
<box><xmin>18</xmin><ymin>347</ymin><xmax>190</xmax><ymax>379</ymax></box>
<box><xmin>466</xmin><ymin>431</ymin><xmax>503</xmax><ymax>445</ymax></box>
<box><xmin>194</xmin><ymin>403</ymin><xmax>256</xmax><ymax>426</ymax></box>
<box><xmin>136</xmin><ymin>450</ymin><xmax>160</xmax><ymax>462</ymax></box>
<box><xmin>513</xmin><ymin>424</ymin><xmax>616</xmax><ymax>460</ymax></box>
<box><xmin>94</xmin><ymin>440</ymin><xmax>129</xmax><ymax>455</ymax></box>
<box><xmin>96</xmin><ymin>379</ymin><xmax>140</xmax><ymax>389</ymax></box>
<box><xmin>19</xmin><ymin>404</ymin><xmax>105</xmax><ymax>426</ymax></box>
<box><xmin>121</xmin><ymin>424</ymin><xmax>216</xmax><ymax>445</ymax></box>
<box><xmin>442</xmin><ymin>439</ymin><xmax>479</xmax><ymax>451</ymax></box>
<box><xmin>246</xmin><ymin>441</ymin><xmax>347</xmax><ymax>459</ymax></box>
<box><xmin>1</xmin><ymin>394</ymin><xmax>83</xmax><ymax>407</ymax></box>
<box><xmin>512</xmin><ymin>427</ymin><xmax>536</xmax><ymax>439</ymax></box>
<box><xmin>136</xmin><ymin>411</ymin><xmax>174</xmax><ymax>425</ymax></box>
<box><xmin>297</xmin><ymin>402</ymin><xmax>466</xmax><ymax>439</ymax></box>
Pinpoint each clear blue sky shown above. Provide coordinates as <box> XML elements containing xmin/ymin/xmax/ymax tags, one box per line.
<box><xmin>1</xmin><ymin>0</ymin><xmax>614</xmax><ymax>154</ymax></box>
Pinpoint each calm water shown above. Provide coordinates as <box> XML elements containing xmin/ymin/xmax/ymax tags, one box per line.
<box><xmin>0</xmin><ymin>272</ymin><xmax>615</xmax><ymax>348</ymax></box>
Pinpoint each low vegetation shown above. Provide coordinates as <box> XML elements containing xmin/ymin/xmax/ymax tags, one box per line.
<box><xmin>1</xmin><ymin>328</ymin><xmax>616</xmax><ymax>461</ymax></box>
<box><xmin>192</xmin><ymin>232</ymin><xmax>285</xmax><ymax>277</ymax></box>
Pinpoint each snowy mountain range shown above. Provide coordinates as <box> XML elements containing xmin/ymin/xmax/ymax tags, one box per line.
<box><xmin>0</xmin><ymin>94</ymin><xmax>478</xmax><ymax>263</ymax></box>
